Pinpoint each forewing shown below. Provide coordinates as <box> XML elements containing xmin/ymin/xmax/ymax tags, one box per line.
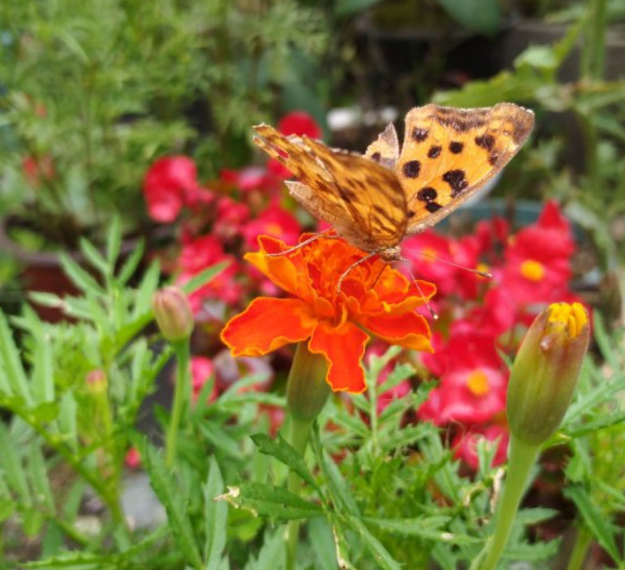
<box><xmin>394</xmin><ymin>103</ymin><xmax>535</xmax><ymax>234</ymax></box>
<box><xmin>365</xmin><ymin>123</ymin><xmax>400</xmax><ymax>168</ymax></box>
<box><xmin>253</xmin><ymin>124</ymin><xmax>407</xmax><ymax>250</ymax></box>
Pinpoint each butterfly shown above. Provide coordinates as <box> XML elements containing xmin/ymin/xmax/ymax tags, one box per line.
<box><xmin>252</xmin><ymin>103</ymin><xmax>534</xmax><ymax>266</ymax></box>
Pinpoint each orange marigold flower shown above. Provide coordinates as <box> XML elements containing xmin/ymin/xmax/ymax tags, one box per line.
<box><xmin>221</xmin><ymin>235</ymin><xmax>436</xmax><ymax>393</ymax></box>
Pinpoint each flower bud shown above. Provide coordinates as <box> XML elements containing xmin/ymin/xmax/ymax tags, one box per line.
<box><xmin>507</xmin><ymin>302</ymin><xmax>590</xmax><ymax>446</ymax></box>
<box><xmin>152</xmin><ymin>286</ymin><xmax>194</xmax><ymax>342</ymax></box>
<box><xmin>85</xmin><ymin>369</ymin><xmax>107</xmax><ymax>396</ymax></box>
<box><xmin>287</xmin><ymin>343</ymin><xmax>331</xmax><ymax>422</ymax></box>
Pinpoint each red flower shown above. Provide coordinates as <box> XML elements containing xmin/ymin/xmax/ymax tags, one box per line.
<box><xmin>242</xmin><ymin>201</ymin><xmax>301</xmax><ymax>250</ymax></box>
<box><xmin>419</xmin><ymin>325</ymin><xmax>507</xmax><ymax>425</ymax></box>
<box><xmin>221</xmin><ymin>235</ymin><xmax>434</xmax><ymax>393</ymax></box>
<box><xmin>125</xmin><ymin>447</ymin><xmax>142</xmax><ymax>469</ymax></box>
<box><xmin>453</xmin><ymin>424</ymin><xmax>509</xmax><ymax>469</ymax></box>
<box><xmin>191</xmin><ymin>356</ymin><xmax>218</xmax><ymax>404</ymax></box>
<box><xmin>143</xmin><ymin>156</ymin><xmax>212</xmax><ymax>222</ymax></box>
<box><xmin>220</xmin><ymin>166</ymin><xmax>279</xmax><ymax>194</ymax></box>
<box><xmin>176</xmin><ymin>235</ymin><xmax>241</xmax><ymax>311</ymax></box>
<box><xmin>213</xmin><ymin>196</ymin><xmax>251</xmax><ymax>240</ymax></box>
<box><xmin>267</xmin><ymin>111</ymin><xmax>322</xmax><ymax>179</ymax></box>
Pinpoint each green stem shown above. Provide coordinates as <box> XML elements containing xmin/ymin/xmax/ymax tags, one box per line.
<box><xmin>565</xmin><ymin>525</ymin><xmax>592</xmax><ymax>570</ymax></box>
<box><xmin>166</xmin><ymin>340</ymin><xmax>191</xmax><ymax>468</ymax></box>
<box><xmin>472</xmin><ymin>436</ymin><xmax>541</xmax><ymax>570</ymax></box>
<box><xmin>286</xmin><ymin>416</ymin><xmax>315</xmax><ymax>570</ymax></box>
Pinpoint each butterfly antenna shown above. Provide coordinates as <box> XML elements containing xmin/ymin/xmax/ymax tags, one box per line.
<box><xmin>398</xmin><ymin>258</ymin><xmax>438</xmax><ymax>321</ymax></box>
<box><xmin>403</xmin><ymin>248</ymin><xmax>492</xmax><ymax>279</ymax></box>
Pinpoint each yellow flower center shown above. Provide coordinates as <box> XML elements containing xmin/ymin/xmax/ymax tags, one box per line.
<box><xmin>477</xmin><ymin>262</ymin><xmax>490</xmax><ymax>279</ymax></box>
<box><xmin>546</xmin><ymin>302</ymin><xmax>588</xmax><ymax>340</ymax></box>
<box><xmin>520</xmin><ymin>259</ymin><xmax>545</xmax><ymax>281</ymax></box>
<box><xmin>421</xmin><ymin>247</ymin><xmax>438</xmax><ymax>263</ymax></box>
<box><xmin>266</xmin><ymin>223</ymin><xmax>283</xmax><ymax>235</ymax></box>
<box><xmin>466</xmin><ymin>370</ymin><xmax>490</xmax><ymax>396</ymax></box>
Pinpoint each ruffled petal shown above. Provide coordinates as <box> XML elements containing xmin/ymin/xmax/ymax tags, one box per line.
<box><xmin>221</xmin><ymin>297</ymin><xmax>316</xmax><ymax>357</ymax></box>
<box><xmin>359</xmin><ymin>312</ymin><xmax>433</xmax><ymax>352</ymax></box>
<box><xmin>308</xmin><ymin>321</ymin><xmax>369</xmax><ymax>393</ymax></box>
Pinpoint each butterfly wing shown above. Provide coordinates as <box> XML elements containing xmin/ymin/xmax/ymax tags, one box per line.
<box><xmin>253</xmin><ymin>124</ymin><xmax>407</xmax><ymax>252</ymax></box>
<box><xmin>394</xmin><ymin>103</ymin><xmax>535</xmax><ymax>234</ymax></box>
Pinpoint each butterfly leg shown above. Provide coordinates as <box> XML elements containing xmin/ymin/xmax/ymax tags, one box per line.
<box><xmin>265</xmin><ymin>231</ymin><xmax>341</xmax><ymax>258</ymax></box>
<box><xmin>336</xmin><ymin>252</ymin><xmax>379</xmax><ymax>293</ymax></box>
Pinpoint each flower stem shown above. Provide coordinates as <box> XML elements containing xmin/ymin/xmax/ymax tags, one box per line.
<box><xmin>166</xmin><ymin>340</ymin><xmax>190</xmax><ymax>468</ymax></box>
<box><xmin>472</xmin><ymin>436</ymin><xmax>540</xmax><ymax>570</ymax></box>
<box><xmin>565</xmin><ymin>525</ymin><xmax>592</xmax><ymax>570</ymax></box>
<box><xmin>286</xmin><ymin>415</ymin><xmax>314</xmax><ymax>570</ymax></box>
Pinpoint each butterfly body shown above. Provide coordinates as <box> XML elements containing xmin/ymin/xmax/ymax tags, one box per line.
<box><xmin>253</xmin><ymin>103</ymin><xmax>534</xmax><ymax>261</ymax></box>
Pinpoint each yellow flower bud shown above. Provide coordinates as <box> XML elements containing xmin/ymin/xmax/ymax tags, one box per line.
<box><xmin>507</xmin><ymin>302</ymin><xmax>590</xmax><ymax>446</ymax></box>
<box><xmin>152</xmin><ymin>286</ymin><xmax>194</xmax><ymax>342</ymax></box>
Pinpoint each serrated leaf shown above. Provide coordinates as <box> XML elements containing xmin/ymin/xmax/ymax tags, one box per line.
<box><xmin>251</xmin><ymin>433</ymin><xmax>320</xmax><ymax>493</ymax></box>
<box><xmin>435</xmin><ymin>0</ymin><xmax>500</xmax><ymax>34</ymax></box>
<box><xmin>565</xmin><ymin>485</ymin><xmax>621</xmax><ymax>563</ymax></box>
<box><xmin>309</xmin><ymin>517</ymin><xmax>338</xmax><ymax>570</ymax></box>
<box><xmin>244</xmin><ymin>530</ymin><xmax>284</xmax><ymax>570</ymax></box>
<box><xmin>0</xmin><ymin>422</ymin><xmax>32</xmax><ymax>507</ymax></box>
<box><xmin>117</xmin><ymin>239</ymin><xmax>145</xmax><ymax>285</ymax></box>
<box><xmin>204</xmin><ymin>458</ymin><xmax>227</xmax><ymax>568</ymax></box>
<box><xmin>314</xmin><ymin>441</ymin><xmax>359</xmax><ymax>516</ymax></box>
<box><xmin>363</xmin><ymin>516</ymin><xmax>478</xmax><ymax>544</ymax></box>
<box><xmin>29</xmin><ymin>440</ymin><xmax>55</xmax><ymax>513</ymax></box>
<box><xmin>142</xmin><ymin>442</ymin><xmax>204</xmax><ymax>570</ymax></box>
<box><xmin>215</xmin><ymin>482</ymin><xmax>323</xmax><ymax>520</ymax></box>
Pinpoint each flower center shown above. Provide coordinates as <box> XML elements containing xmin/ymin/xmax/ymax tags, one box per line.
<box><xmin>520</xmin><ymin>259</ymin><xmax>545</xmax><ymax>281</ymax></box>
<box><xmin>421</xmin><ymin>247</ymin><xmax>438</xmax><ymax>263</ymax></box>
<box><xmin>466</xmin><ymin>370</ymin><xmax>490</xmax><ymax>396</ymax></box>
<box><xmin>266</xmin><ymin>223</ymin><xmax>283</xmax><ymax>235</ymax></box>
<box><xmin>477</xmin><ymin>262</ymin><xmax>490</xmax><ymax>279</ymax></box>
<box><xmin>546</xmin><ymin>302</ymin><xmax>588</xmax><ymax>340</ymax></box>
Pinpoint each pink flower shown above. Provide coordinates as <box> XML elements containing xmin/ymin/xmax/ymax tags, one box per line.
<box><xmin>220</xmin><ymin>166</ymin><xmax>279</xmax><ymax>194</ymax></box>
<box><xmin>267</xmin><ymin>111</ymin><xmax>322</xmax><ymax>179</ymax></box>
<box><xmin>191</xmin><ymin>356</ymin><xmax>217</xmax><ymax>404</ymax></box>
<box><xmin>143</xmin><ymin>156</ymin><xmax>212</xmax><ymax>222</ymax></box>
<box><xmin>453</xmin><ymin>424</ymin><xmax>509</xmax><ymax>469</ymax></box>
<box><xmin>242</xmin><ymin>201</ymin><xmax>301</xmax><ymax>250</ymax></box>
<box><xmin>176</xmin><ymin>235</ymin><xmax>241</xmax><ymax>311</ymax></box>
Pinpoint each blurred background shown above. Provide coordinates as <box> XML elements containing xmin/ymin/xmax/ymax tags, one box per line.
<box><xmin>1</xmin><ymin>0</ymin><xmax>624</xmax><ymax>315</ymax></box>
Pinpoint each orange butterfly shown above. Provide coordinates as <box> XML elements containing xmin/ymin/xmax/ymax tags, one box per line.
<box><xmin>253</xmin><ymin>103</ymin><xmax>534</xmax><ymax>268</ymax></box>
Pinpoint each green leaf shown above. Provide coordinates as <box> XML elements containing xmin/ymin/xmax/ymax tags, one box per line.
<box><xmin>142</xmin><ymin>442</ymin><xmax>203</xmax><ymax>570</ymax></box>
<box><xmin>345</xmin><ymin>516</ymin><xmax>402</xmax><ymax>570</ymax></box>
<box><xmin>106</xmin><ymin>216</ymin><xmax>122</xmax><ymax>267</ymax></box>
<box><xmin>313</xmin><ymin>439</ymin><xmax>359</xmax><ymax>516</ymax></box>
<box><xmin>435</xmin><ymin>0</ymin><xmax>500</xmax><ymax>35</ymax></box>
<box><xmin>32</xmin><ymin>323</ymin><xmax>54</xmax><ymax>405</ymax></box>
<box><xmin>251</xmin><ymin>433</ymin><xmax>321</xmax><ymax>493</ymax></box>
<box><xmin>79</xmin><ymin>238</ymin><xmax>109</xmax><ymax>277</ymax></box>
<box><xmin>0</xmin><ymin>421</ymin><xmax>32</xmax><ymax>507</ymax></box>
<box><xmin>117</xmin><ymin>239</ymin><xmax>145</xmax><ymax>285</ymax></box>
<box><xmin>204</xmin><ymin>458</ymin><xmax>227</xmax><ymax>569</ymax></box>
<box><xmin>59</xmin><ymin>253</ymin><xmax>104</xmax><ymax>295</ymax></box>
<box><xmin>363</xmin><ymin>516</ymin><xmax>478</xmax><ymax>544</ymax></box>
<box><xmin>243</xmin><ymin>530</ymin><xmax>285</xmax><ymax>570</ymax></box>
<box><xmin>29</xmin><ymin>440</ymin><xmax>55</xmax><ymax>513</ymax></box>
<box><xmin>514</xmin><ymin>508</ymin><xmax>558</xmax><ymax>526</ymax></box>
<box><xmin>201</xmin><ymin>424</ymin><xmax>243</xmax><ymax>459</ymax></box>
<box><xmin>215</xmin><ymin>482</ymin><xmax>324</xmax><ymax>520</ymax></box>
<box><xmin>565</xmin><ymin>485</ymin><xmax>621</xmax><ymax>563</ymax></box>
<box><xmin>0</xmin><ymin>310</ymin><xmax>32</xmax><ymax>405</ymax></box>
<box><xmin>180</xmin><ymin>262</ymin><xmax>229</xmax><ymax>295</ymax></box>
<box><xmin>309</xmin><ymin>517</ymin><xmax>338</xmax><ymax>570</ymax></box>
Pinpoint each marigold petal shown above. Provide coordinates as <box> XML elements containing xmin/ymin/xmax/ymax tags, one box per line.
<box><xmin>360</xmin><ymin>312</ymin><xmax>433</xmax><ymax>352</ymax></box>
<box><xmin>244</xmin><ymin>236</ymin><xmax>313</xmax><ymax>301</ymax></box>
<box><xmin>221</xmin><ymin>298</ymin><xmax>316</xmax><ymax>357</ymax></box>
<box><xmin>308</xmin><ymin>321</ymin><xmax>369</xmax><ymax>394</ymax></box>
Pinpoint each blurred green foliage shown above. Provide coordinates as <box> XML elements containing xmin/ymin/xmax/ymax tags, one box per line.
<box><xmin>0</xmin><ymin>0</ymin><xmax>328</xmax><ymax>245</ymax></box>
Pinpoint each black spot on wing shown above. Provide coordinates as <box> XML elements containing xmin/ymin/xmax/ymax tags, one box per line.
<box><xmin>402</xmin><ymin>160</ymin><xmax>421</xmax><ymax>178</ymax></box>
<box><xmin>475</xmin><ymin>134</ymin><xmax>495</xmax><ymax>151</ymax></box>
<box><xmin>417</xmin><ymin>187</ymin><xmax>438</xmax><ymax>202</ymax></box>
<box><xmin>412</xmin><ymin>128</ymin><xmax>429</xmax><ymax>142</ymax></box>
<box><xmin>449</xmin><ymin>141</ymin><xmax>464</xmax><ymax>154</ymax></box>
<box><xmin>428</xmin><ymin>145</ymin><xmax>442</xmax><ymax>159</ymax></box>
<box><xmin>442</xmin><ymin>169</ymin><xmax>469</xmax><ymax>197</ymax></box>
<box><xmin>371</xmin><ymin>152</ymin><xmax>381</xmax><ymax>162</ymax></box>
<box><xmin>426</xmin><ymin>202</ymin><xmax>442</xmax><ymax>213</ymax></box>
